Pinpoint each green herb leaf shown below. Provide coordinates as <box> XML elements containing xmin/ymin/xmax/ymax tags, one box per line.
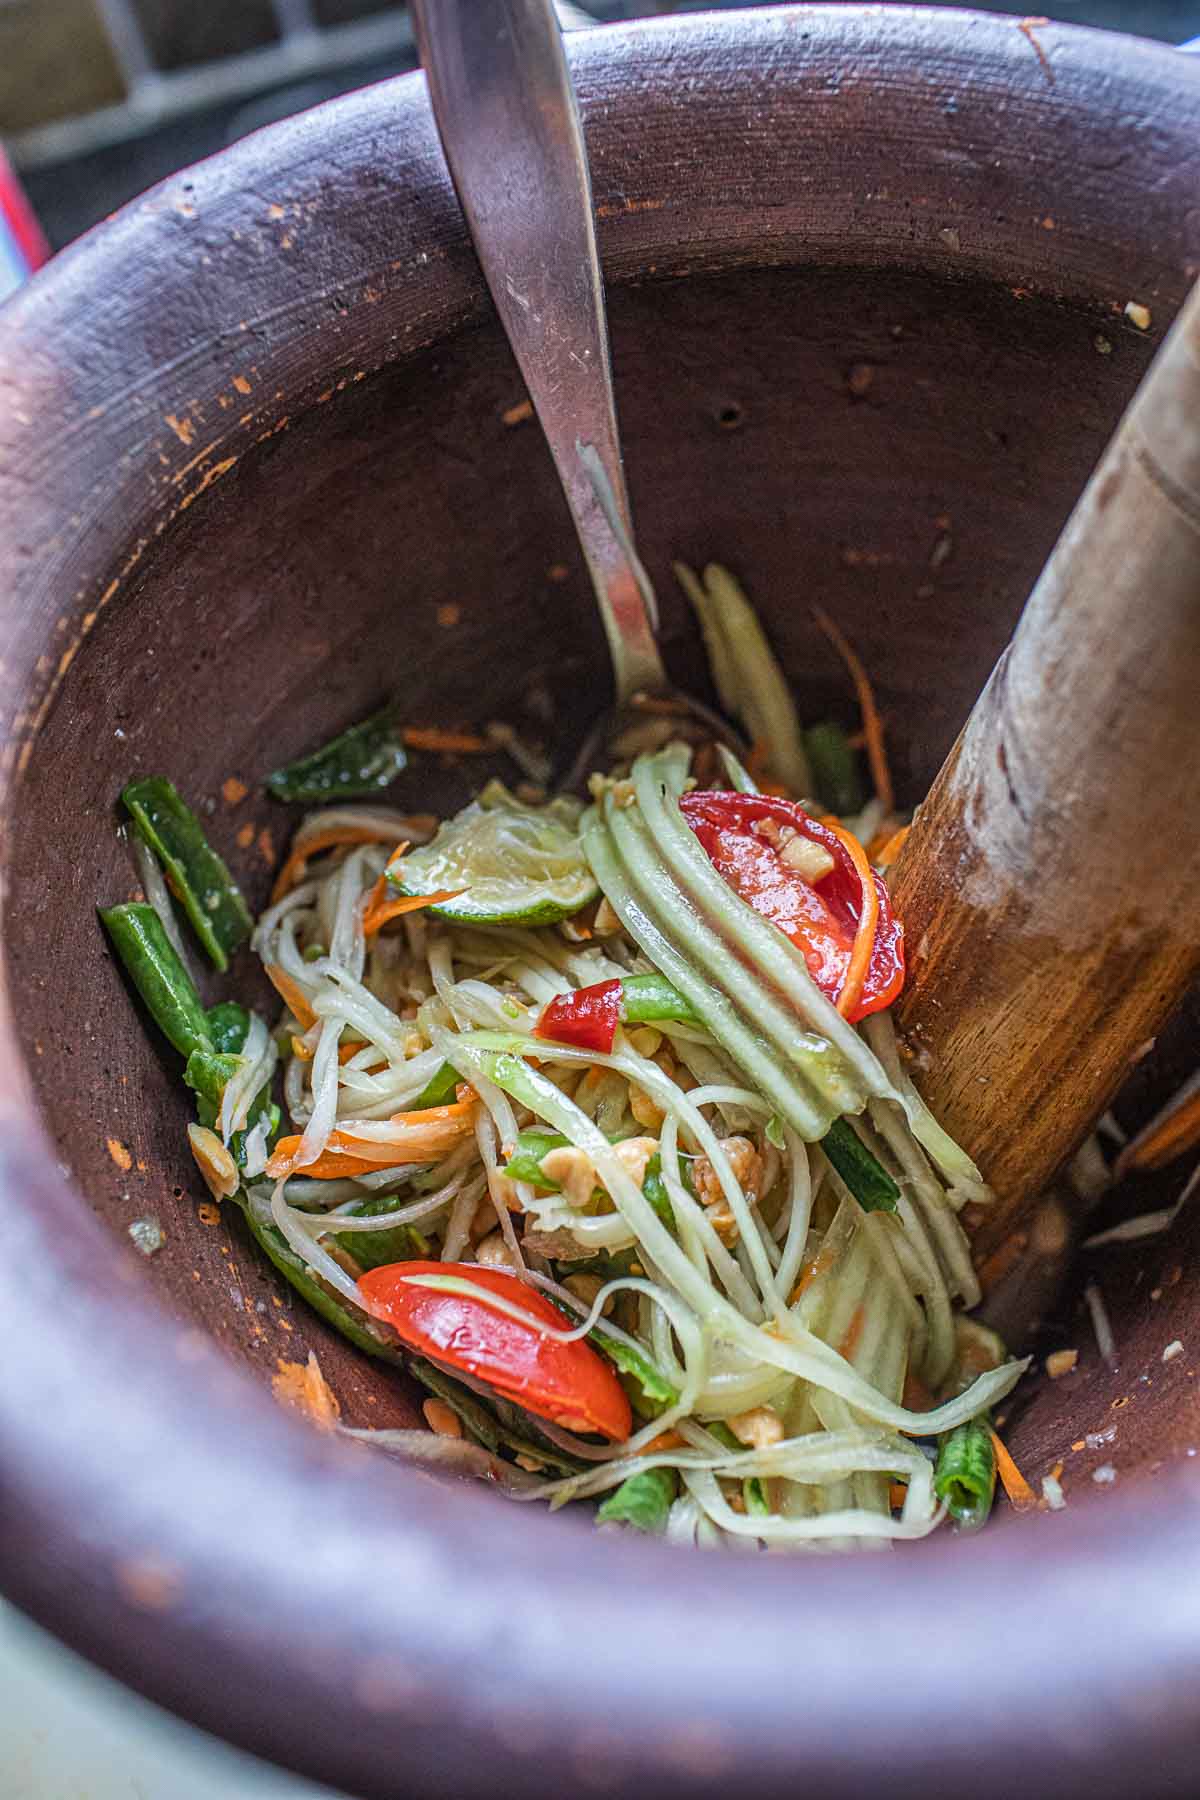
<box><xmin>122</xmin><ymin>777</ymin><xmax>252</xmax><ymax>972</ymax></box>
<box><xmin>265</xmin><ymin>707</ymin><xmax>407</xmax><ymax>804</ymax></box>
<box><xmin>596</xmin><ymin>1466</ymin><xmax>678</xmax><ymax>1533</ymax></box>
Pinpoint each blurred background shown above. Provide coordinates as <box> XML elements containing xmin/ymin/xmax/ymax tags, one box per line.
<box><xmin>2</xmin><ymin>0</ymin><xmax>1199</xmax><ymax>265</ymax></box>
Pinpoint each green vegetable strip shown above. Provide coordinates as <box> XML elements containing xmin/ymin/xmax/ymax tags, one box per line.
<box><xmin>100</xmin><ymin>903</ymin><xmax>214</xmax><ymax>1058</ymax></box>
<box><xmin>804</xmin><ymin>722</ymin><xmax>864</xmax><ymax>816</ymax></box>
<box><xmin>443</xmin><ymin>1034</ymin><xmax>1027</xmax><ymax>1435</ymax></box>
<box><xmin>265</xmin><ymin>707</ymin><xmax>407</xmax><ymax>804</ymax></box>
<box><xmin>620</xmin><ymin>973</ymin><xmax>899</xmax><ymax>1217</ymax></box>
<box><xmin>619</xmin><ymin>972</ymin><xmax>699</xmax><ymax>1025</ymax></box>
<box><xmin>584</xmin><ymin>804</ymin><xmax>854</xmax><ymax>1140</ymax></box>
<box><xmin>122</xmin><ymin>777</ymin><xmax>252</xmax><ymax>972</ymax></box>
<box><xmin>822</xmin><ymin>1118</ymin><xmax>900</xmax><ymax>1215</ymax></box>
<box><xmin>934</xmin><ymin>1418</ymin><xmax>997</xmax><ymax>1530</ymax></box>
<box><xmin>596</xmin><ymin>1465</ymin><xmax>678</xmax><ymax>1533</ymax></box>
<box><xmin>629</xmin><ymin>749</ymin><xmax>892</xmax><ymax>1099</ymax></box>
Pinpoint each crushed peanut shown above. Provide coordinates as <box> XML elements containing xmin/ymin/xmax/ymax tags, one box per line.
<box><xmin>474</xmin><ymin>1229</ymin><xmax>521</xmax><ymax>1269</ymax></box>
<box><xmin>422</xmin><ymin>1398</ymin><xmax>463</xmax><ymax>1437</ymax></box>
<box><xmin>593</xmin><ymin>898</ymin><xmax>622</xmax><ymax>935</ymax></box>
<box><xmin>1045</xmin><ymin>1348</ymin><xmax>1079</xmax><ymax>1379</ymax></box>
<box><xmin>727</xmin><ymin>1406</ymin><xmax>785</xmax><ymax>1450</ymax></box>
<box><xmin>612</xmin><ymin>1135</ymin><xmax>658</xmax><ymax>1189</ymax></box>
<box><xmin>541</xmin><ymin>1144</ymin><xmax>598</xmax><ymax>1210</ymax></box>
<box><xmin>630</xmin><ymin>1085</ymin><xmax>665</xmax><ymax>1130</ymax></box>
<box><xmin>187</xmin><ymin>1124</ymin><xmax>238</xmax><ymax>1201</ymax></box>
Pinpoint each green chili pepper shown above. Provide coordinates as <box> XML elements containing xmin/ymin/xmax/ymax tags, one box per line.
<box><xmin>822</xmin><ymin>1117</ymin><xmax>900</xmax><ymax>1214</ymax></box>
<box><xmin>100</xmin><ymin>903</ymin><xmax>213</xmax><ymax>1058</ymax></box>
<box><xmin>597</xmin><ymin>1466</ymin><xmax>678</xmax><ymax>1533</ymax></box>
<box><xmin>804</xmin><ymin>721</ymin><xmax>865</xmax><ymax>816</ymax></box>
<box><xmin>122</xmin><ymin>777</ymin><xmax>252</xmax><ymax>972</ymax></box>
<box><xmin>934</xmin><ymin>1416</ymin><xmax>997</xmax><ymax>1530</ymax></box>
<box><xmin>265</xmin><ymin>707</ymin><xmax>407</xmax><ymax>804</ymax></box>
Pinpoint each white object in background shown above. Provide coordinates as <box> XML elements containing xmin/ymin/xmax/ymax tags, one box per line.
<box><xmin>1</xmin><ymin>1599</ymin><xmax>345</xmax><ymax>1800</ymax></box>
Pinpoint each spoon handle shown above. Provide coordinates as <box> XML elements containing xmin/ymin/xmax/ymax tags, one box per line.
<box><xmin>412</xmin><ymin>0</ymin><xmax>667</xmax><ymax>705</ymax></box>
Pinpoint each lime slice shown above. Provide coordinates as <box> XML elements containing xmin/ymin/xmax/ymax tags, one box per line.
<box><xmin>396</xmin><ymin>781</ymin><xmax>599</xmax><ymax>925</ymax></box>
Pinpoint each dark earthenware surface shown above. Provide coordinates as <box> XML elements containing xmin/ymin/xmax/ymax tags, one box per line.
<box><xmin>1</xmin><ymin>11</ymin><xmax>1200</xmax><ymax>1799</ymax></box>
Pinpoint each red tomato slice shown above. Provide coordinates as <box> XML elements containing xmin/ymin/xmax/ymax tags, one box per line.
<box><xmin>534</xmin><ymin>976</ymin><xmax>622</xmax><ymax>1054</ymax></box>
<box><xmin>679</xmin><ymin>790</ymin><xmax>904</xmax><ymax>1021</ymax></box>
<box><xmin>358</xmin><ymin>1261</ymin><xmax>633</xmax><ymax>1442</ymax></box>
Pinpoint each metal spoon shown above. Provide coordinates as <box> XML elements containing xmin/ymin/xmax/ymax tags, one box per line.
<box><xmin>410</xmin><ymin>0</ymin><xmax>739</xmax><ymax>782</ymax></box>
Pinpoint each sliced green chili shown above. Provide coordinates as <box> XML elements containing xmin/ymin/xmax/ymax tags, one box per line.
<box><xmin>265</xmin><ymin>707</ymin><xmax>407</xmax><ymax>804</ymax></box>
<box><xmin>100</xmin><ymin>902</ymin><xmax>213</xmax><ymax>1058</ymax></box>
<box><xmin>122</xmin><ymin>777</ymin><xmax>252</xmax><ymax>972</ymax></box>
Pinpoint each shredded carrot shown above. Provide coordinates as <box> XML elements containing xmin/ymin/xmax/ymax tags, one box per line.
<box><xmin>266</xmin><ymin>1100</ymin><xmax>475</xmax><ymax>1179</ymax></box>
<box><xmin>1117</xmin><ymin>1074</ymin><xmax>1200</xmax><ymax>1175</ymax></box>
<box><xmin>838</xmin><ymin>1302</ymin><xmax>867</xmax><ymax>1362</ymax></box>
<box><xmin>401</xmin><ymin>727</ymin><xmax>490</xmax><ymax>754</ymax></box>
<box><xmin>812</xmin><ymin>605</ymin><xmax>894</xmax><ymax>816</ymax></box>
<box><xmin>821</xmin><ymin>816</ymin><xmax>879</xmax><ymax>1019</ymax></box>
<box><xmin>362</xmin><ymin>886</ymin><xmax>465</xmax><ymax>939</ymax></box>
<box><xmin>264</xmin><ymin>963</ymin><xmax>317</xmax><ymax>1032</ymax></box>
<box><xmin>988</xmin><ymin>1427</ymin><xmax>1037</xmax><ymax>1512</ymax></box>
<box><xmin>637</xmin><ymin>1428</ymin><xmax>685</xmax><ymax>1456</ymax></box>
<box><xmin>789</xmin><ymin>1243</ymin><xmax>837</xmax><ymax>1304</ymax></box>
<box><xmin>270</xmin><ymin>824</ymin><xmax>396</xmax><ymax>904</ymax></box>
<box><xmin>888</xmin><ymin>1481</ymin><xmax>908</xmax><ymax>1512</ymax></box>
<box><xmin>870</xmin><ymin>823</ymin><xmax>911</xmax><ymax>868</ymax></box>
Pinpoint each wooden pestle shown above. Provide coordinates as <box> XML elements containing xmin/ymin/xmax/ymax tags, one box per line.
<box><xmin>889</xmin><ymin>281</ymin><xmax>1200</xmax><ymax>1260</ymax></box>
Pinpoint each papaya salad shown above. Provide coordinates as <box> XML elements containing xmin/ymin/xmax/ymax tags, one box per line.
<box><xmin>100</xmin><ymin>564</ymin><xmax>1027</xmax><ymax>1550</ymax></box>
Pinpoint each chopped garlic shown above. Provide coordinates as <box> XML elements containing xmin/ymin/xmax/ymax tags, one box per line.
<box><xmin>1162</xmin><ymin>1340</ymin><xmax>1184</xmax><ymax>1363</ymax></box>
<box><xmin>779</xmin><ymin>834</ymin><xmax>836</xmax><ymax>881</ymax></box>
